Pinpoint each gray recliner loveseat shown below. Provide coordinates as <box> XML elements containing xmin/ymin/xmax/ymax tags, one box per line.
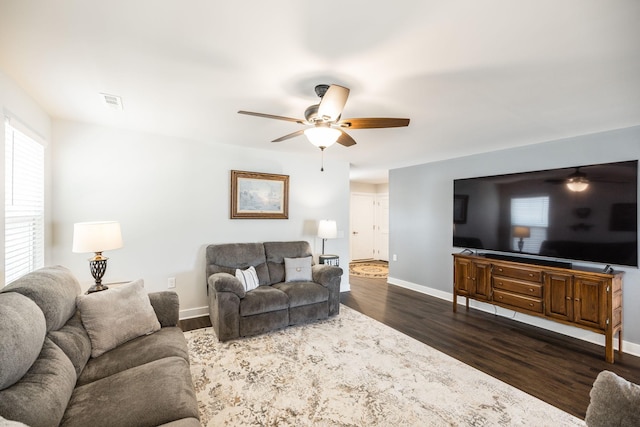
<box><xmin>206</xmin><ymin>241</ymin><xmax>343</xmax><ymax>341</ymax></box>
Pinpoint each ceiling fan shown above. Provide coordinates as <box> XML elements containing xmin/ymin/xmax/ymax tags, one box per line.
<box><xmin>238</xmin><ymin>84</ymin><xmax>410</xmax><ymax>150</ymax></box>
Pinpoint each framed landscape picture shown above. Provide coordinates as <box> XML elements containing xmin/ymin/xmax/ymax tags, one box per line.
<box><xmin>230</xmin><ymin>170</ymin><xmax>289</xmax><ymax>219</ymax></box>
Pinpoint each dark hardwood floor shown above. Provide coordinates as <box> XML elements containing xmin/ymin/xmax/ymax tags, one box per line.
<box><xmin>180</xmin><ymin>274</ymin><xmax>640</xmax><ymax>419</ymax></box>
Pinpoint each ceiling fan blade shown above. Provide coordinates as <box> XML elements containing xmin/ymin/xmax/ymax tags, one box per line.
<box><xmin>271</xmin><ymin>129</ymin><xmax>305</xmax><ymax>143</ymax></box>
<box><xmin>238</xmin><ymin>110</ymin><xmax>305</xmax><ymax>124</ymax></box>
<box><xmin>336</xmin><ymin>129</ymin><xmax>356</xmax><ymax>147</ymax></box>
<box><xmin>317</xmin><ymin>85</ymin><xmax>350</xmax><ymax>121</ymax></box>
<box><xmin>338</xmin><ymin>117</ymin><xmax>410</xmax><ymax>129</ymax></box>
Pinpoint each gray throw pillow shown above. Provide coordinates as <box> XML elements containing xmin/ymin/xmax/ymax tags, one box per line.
<box><xmin>76</xmin><ymin>279</ymin><xmax>161</xmax><ymax>358</ymax></box>
<box><xmin>284</xmin><ymin>256</ymin><xmax>312</xmax><ymax>282</ymax></box>
<box><xmin>585</xmin><ymin>370</ymin><xmax>640</xmax><ymax>427</ymax></box>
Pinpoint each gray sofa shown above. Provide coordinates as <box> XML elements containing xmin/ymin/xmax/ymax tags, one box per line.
<box><xmin>206</xmin><ymin>241</ymin><xmax>343</xmax><ymax>341</ymax></box>
<box><xmin>0</xmin><ymin>266</ymin><xmax>200</xmax><ymax>427</ymax></box>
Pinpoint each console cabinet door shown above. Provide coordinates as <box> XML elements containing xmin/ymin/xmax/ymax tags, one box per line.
<box><xmin>473</xmin><ymin>261</ymin><xmax>492</xmax><ymax>300</ymax></box>
<box><xmin>454</xmin><ymin>258</ymin><xmax>491</xmax><ymax>300</ymax></box>
<box><xmin>454</xmin><ymin>258</ymin><xmax>473</xmax><ymax>296</ymax></box>
<box><xmin>544</xmin><ymin>272</ymin><xmax>573</xmax><ymax>322</ymax></box>
<box><xmin>574</xmin><ymin>276</ymin><xmax>607</xmax><ymax>330</ymax></box>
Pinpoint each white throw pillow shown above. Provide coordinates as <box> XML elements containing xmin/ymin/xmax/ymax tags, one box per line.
<box><xmin>236</xmin><ymin>266</ymin><xmax>259</xmax><ymax>291</ymax></box>
<box><xmin>284</xmin><ymin>256</ymin><xmax>312</xmax><ymax>282</ymax></box>
<box><xmin>76</xmin><ymin>279</ymin><xmax>161</xmax><ymax>358</ymax></box>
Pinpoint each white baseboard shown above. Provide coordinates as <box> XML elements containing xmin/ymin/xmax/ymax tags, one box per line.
<box><xmin>179</xmin><ymin>306</ymin><xmax>209</xmax><ymax>320</ymax></box>
<box><xmin>341</xmin><ymin>280</ymin><xmax>351</xmax><ymax>292</ymax></box>
<box><xmin>387</xmin><ymin>276</ymin><xmax>640</xmax><ymax>358</ymax></box>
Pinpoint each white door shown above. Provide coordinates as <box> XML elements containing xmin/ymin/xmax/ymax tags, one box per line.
<box><xmin>350</xmin><ymin>193</ymin><xmax>375</xmax><ymax>260</ymax></box>
<box><xmin>375</xmin><ymin>194</ymin><xmax>389</xmax><ymax>261</ymax></box>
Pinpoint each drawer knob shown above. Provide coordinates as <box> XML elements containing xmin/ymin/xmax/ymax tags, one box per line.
<box><xmin>529</xmin><ymin>303</ymin><xmax>534</xmax><ymax>307</ymax></box>
<box><xmin>529</xmin><ymin>273</ymin><xmax>534</xmax><ymax>277</ymax></box>
<box><xmin>529</xmin><ymin>288</ymin><xmax>534</xmax><ymax>292</ymax></box>
<box><xmin>498</xmin><ymin>268</ymin><xmax>503</xmax><ymax>272</ymax></box>
<box><xmin>498</xmin><ymin>296</ymin><xmax>503</xmax><ymax>299</ymax></box>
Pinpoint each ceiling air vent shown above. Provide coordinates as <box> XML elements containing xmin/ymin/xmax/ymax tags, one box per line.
<box><xmin>99</xmin><ymin>93</ymin><xmax>123</xmax><ymax>111</ymax></box>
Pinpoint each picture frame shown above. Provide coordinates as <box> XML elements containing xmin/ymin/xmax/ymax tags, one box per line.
<box><xmin>230</xmin><ymin>170</ymin><xmax>289</xmax><ymax>219</ymax></box>
<box><xmin>454</xmin><ymin>195</ymin><xmax>468</xmax><ymax>224</ymax></box>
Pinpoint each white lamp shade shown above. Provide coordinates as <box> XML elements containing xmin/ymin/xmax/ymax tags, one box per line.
<box><xmin>72</xmin><ymin>221</ymin><xmax>123</xmax><ymax>253</ymax></box>
<box><xmin>318</xmin><ymin>220</ymin><xmax>337</xmax><ymax>239</ymax></box>
<box><xmin>304</xmin><ymin>127</ymin><xmax>340</xmax><ymax>148</ymax></box>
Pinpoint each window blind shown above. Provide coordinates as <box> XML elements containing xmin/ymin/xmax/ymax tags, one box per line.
<box><xmin>5</xmin><ymin>119</ymin><xmax>44</xmax><ymax>285</ymax></box>
<box><xmin>511</xmin><ymin>196</ymin><xmax>549</xmax><ymax>253</ymax></box>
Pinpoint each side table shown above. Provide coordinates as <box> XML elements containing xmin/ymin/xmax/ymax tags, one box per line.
<box><xmin>319</xmin><ymin>254</ymin><xmax>339</xmax><ymax>266</ymax></box>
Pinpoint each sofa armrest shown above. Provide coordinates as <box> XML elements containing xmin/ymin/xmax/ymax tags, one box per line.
<box><xmin>208</xmin><ymin>273</ymin><xmax>246</xmax><ymax>298</ymax></box>
<box><xmin>312</xmin><ymin>264</ymin><xmax>343</xmax><ymax>317</ymax></box>
<box><xmin>148</xmin><ymin>291</ymin><xmax>180</xmax><ymax>327</ymax></box>
<box><xmin>312</xmin><ymin>264</ymin><xmax>343</xmax><ymax>286</ymax></box>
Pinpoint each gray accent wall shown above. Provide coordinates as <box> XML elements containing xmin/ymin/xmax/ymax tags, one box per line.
<box><xmin>389</xmin><ymin>125</ymin><xmax>640</xmax><ymax>349</ymax></box>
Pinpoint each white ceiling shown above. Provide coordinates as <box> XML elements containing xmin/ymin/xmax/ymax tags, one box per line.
<box><xmin>1</xmin><ymin>0</ymin><xmax>639</xmax><ymax>183</ymax></box>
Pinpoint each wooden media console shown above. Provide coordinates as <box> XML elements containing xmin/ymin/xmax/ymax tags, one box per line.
<box><xmin>453</xmin><ymin>253</ymin><xmax>624</xmax><ymax>363</ymax></box>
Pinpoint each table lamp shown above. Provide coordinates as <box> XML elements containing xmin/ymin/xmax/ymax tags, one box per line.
<box><xmin>318</xmin><ymin>220</ymin><xmax>337</xmax><ymax>254</ymax></box>
<box><xmin>72</xmin><ymin>221</ymin><xmax>123</xmax><ymax>293</ymax></box>
<box><xmin>513</xmin><ymin>226</ymin><xmax>530</xmax><ymax>252</ymax></box>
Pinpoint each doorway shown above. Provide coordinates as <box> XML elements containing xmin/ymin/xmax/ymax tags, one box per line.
<box><xmin>350</xmin><ymin>192</ymin><xmax>389</xmax><ymax>261</ymax></box>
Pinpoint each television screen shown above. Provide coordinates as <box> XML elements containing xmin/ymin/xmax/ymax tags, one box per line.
<box><xmin>453</xmin><ymin>160</ymin><xmax>638</xmax><ymax>267</ymax></box>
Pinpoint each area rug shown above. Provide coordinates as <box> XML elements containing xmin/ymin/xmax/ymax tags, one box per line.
<box><xmin>349</xmin><ymin>260</ymin><xmax>388</xmax><ymax>278</ymax></box>
<box><xmin>184</xmin><ymin>306</ymin><xmax>584</xmax><ymax>426</ymax></box>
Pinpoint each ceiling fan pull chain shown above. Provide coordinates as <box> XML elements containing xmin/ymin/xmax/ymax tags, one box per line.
<box><xmin>320</xmin><ymin>147</ymin><xmax>325</xmax><ymax>172</ymax></box>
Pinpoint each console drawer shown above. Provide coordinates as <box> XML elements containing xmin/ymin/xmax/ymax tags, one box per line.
<box><xmin>493</xmin><ymin>289</ymin><xmax>543</xmax><ymax>313</ymax></box>
<box><xmin>493</xmin><ymin>265</ymin><xmax>542</xmax><ymax>282</ymax></box>
<box><xmin>493</xmin><ymin>277</ymin><xmax>543</xmax><ymax>298</ymax></box>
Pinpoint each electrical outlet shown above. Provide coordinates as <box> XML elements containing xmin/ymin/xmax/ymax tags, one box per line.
<box><xmin>168</xmin><ymin>277</ymin><xmax>176</xmax><ymax>289</ymax></box>
<box><xmin>392</xmin><ymin>254</ymin><xmax>398</xmax><ymax>261</ymax></box>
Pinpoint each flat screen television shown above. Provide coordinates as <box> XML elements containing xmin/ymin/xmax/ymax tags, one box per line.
<box><xmin>453</xmin><ymin>160</ymin><xmax>638</xmax><ymax>268</ymax></box>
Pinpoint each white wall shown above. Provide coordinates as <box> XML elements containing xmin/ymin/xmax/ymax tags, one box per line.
<box><xmin>0</xmin><ymin>70</ymin><xmax>52</xmax><ymax>285</ymax></box>
<box><xmin>389</xmin><ymin>125</ymin><xmax>640</xmax><ymax>353</ymax></box>
<box><xmin>51</xmin><ymin>120</ymin><xmax>351</xmax><ymax>318</ymax></box>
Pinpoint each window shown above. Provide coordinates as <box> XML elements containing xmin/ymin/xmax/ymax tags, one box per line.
<box><xmin>4</xmin><ymin>118</ymin><xmax>44</xmax><ymax>285</ymax></box>
<box><xmin>511</xmin><ymin>196</ymin><xmax>549</xmax><ymax>253</ymax></box>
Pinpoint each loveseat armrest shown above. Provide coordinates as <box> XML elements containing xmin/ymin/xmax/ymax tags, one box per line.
<box><xmin>312</xmin><ymin>264</ymin><xmax>343</xmax><ymax>287</ymax></box>
<box><xmin>312</xmin><ymin>264</ymin><xmax>343</xmax><ymax>317</ymax></box>
<box><xmin>148</xmin><ymin>291</ymin><xmax>180</xmax><ymax>327</ymax></box>
<box><xmin>208</xmin><ymin>273</ymin><xmax>246</xmax><ymax>298</ymax></box>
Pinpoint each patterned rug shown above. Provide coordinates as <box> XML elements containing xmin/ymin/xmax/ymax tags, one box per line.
<box><xmin>349</xmin><ymin>261</ymin><xmax>388</xmax><ymax>278</ymax></box>
<box><xmin>184</xmin><ymin>306</ymin><xmax>584</xmax><ymax>426</ymax></box>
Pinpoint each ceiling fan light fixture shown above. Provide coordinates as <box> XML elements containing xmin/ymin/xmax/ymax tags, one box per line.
<box><xmin>304</xmin><ymin>126</ymin><xmax>340</xmax><ymax>148</ymax></box>
<box><xmin>566</xmin><ymin>173</ymin><xmax>589</xmax><ymax>192</ymax></box>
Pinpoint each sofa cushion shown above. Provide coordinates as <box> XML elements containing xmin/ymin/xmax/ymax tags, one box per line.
<box><xmin>585</xmin><ymin>370</ymin><xmax>640</xmax><ymax>427</ymax></box>
<box><xmin>272</xmin><ymin>282</ymin><xmax>329</xmax><ymax>308</ymax></box>
<box><xmin>0</xmin><ymin>338</ymin><xmax>76</xmax><ymax>427</ymax></box>
<box><xmin>264</xmin><ymin>241</ymin><xmax>313</xmax><ymax>284</ymax></box>
<box><xmin>60</xmin><ymin>357</ymin><xmax>199</xmax><ymax>427</ymax></box>
<box><xmin>0</xmin><ymin>292</ymin><xmax>47</xmax><ymax>390</ymax></box>
<box><xmin>240</xmin><ymin>286</ymin><xmax>289</xmax><ymax>316</ymax></box>
<box><xmin>236</xmin><ymin>266</ymin><xmax>260</xmax><ymax>291</ymax></box>
<box><xmin>206</xmin><ymin>242</ymin><xmax>270</xmax><ymax>285</ymax></box>
<box><xmin>76</xmin><ymin>279</ymin><xmax>161</xmax><ymax>358</ymax></box>
<box><xmin>284</xmin><ymin>257</ymin><xmax>312</xmax><ymax>282</ymax></box>
<box><xmin>47</xmin><ymin>311</ymin><xmax>92</xmax><ymax>378</ymax></box>
<box><xmin>77</xmin><ymin>326</ymin><xmax>189</xmax><ymax>386</ymax></box>
<box><xmin>2</xmin><ymin>265</ymin><xmax>80</xmax><ymax>332</ymax></box>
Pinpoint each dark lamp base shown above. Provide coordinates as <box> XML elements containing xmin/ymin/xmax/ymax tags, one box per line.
<box><xmin>87</xmin><ymin>283</ymin><xmax>109</xmax><ymax>294</ymax></box>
